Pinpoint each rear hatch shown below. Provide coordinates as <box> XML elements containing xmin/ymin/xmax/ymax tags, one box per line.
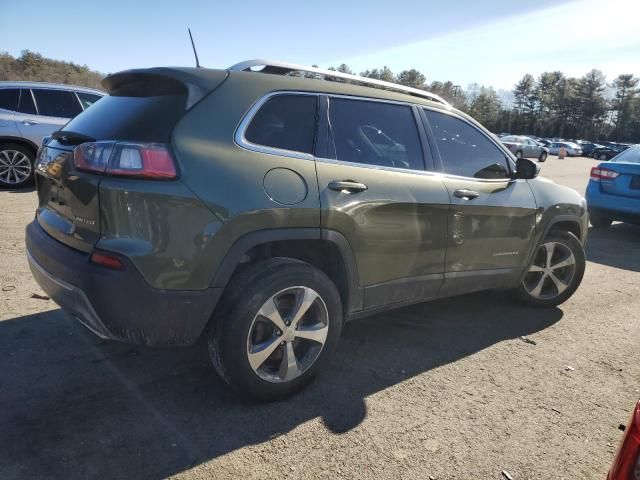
<box><xmin>34</xmin><ymin>68</ymin><xmax>228</xmax><ymax>252</ymax></box>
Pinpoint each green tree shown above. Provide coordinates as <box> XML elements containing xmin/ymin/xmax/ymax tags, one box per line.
<box><xmin>396</xmin><ymin>69</ymin><xmax>426</xmax><ymax>88</ymax></box>
<box><xmin>611</xmin><ymin>74</ymin><xmax>639</xmax><ymax>141</ymax></box>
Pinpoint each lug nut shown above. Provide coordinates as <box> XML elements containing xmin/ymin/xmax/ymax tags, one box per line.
<box><xmin>285</xmin><ymin>320</ymin><xmax>291</xmax><ymax>326</ymax></box>
<box><xmin>276</xmin><ymin>330</ymin><xmax>282</xmax><ymax>336</ymax></box>
<box><xmin>280</xmin><ymin>341</ymin><xmax>285</xmax><ymax>346</ymax></box>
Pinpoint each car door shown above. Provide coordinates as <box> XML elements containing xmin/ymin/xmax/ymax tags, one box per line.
<box><xmin>15</xmin><ymin>88</ymin><xmax>82</xmax><ymax>145</ymax></box>
<box><xmin>315</xmin><ymin>96</ymin><xmax>450</xmax><ymax>310</ymax></box>
<box><xmin>422</xmin><ymin>108</ymin><xmax>537</xmax><ymax>295</ymax></box>
<box><xmin>0</xmin><ymin>88</ymin><xmax>21</xmax><ymax>138</ymax></box>
<box><xmin>524</xmin><ymin>138</ymin><xmax>540</xmax><ymax>158</ymax></box>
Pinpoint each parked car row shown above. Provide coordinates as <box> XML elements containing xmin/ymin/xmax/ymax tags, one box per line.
<box><xmin>0</xmin><ymin>81</ymin><xmax>104</xmax><ymax>187</ymax></box>
<box><xmin>496</xmin><ymin>133</ymin><xmax>633</xmax><ymax>162</ymax></box>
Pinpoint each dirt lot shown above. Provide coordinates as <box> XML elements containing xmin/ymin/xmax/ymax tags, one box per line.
<box><xmin>1</xmin><ymin>156</ymin><xmax>638</xmax><ymax>479</ymax></box>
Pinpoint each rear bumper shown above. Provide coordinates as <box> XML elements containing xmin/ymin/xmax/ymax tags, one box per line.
<box><xmin>586</xmin><ymin>183</ymin><xmax>640</xmax><ymax>224</ymax></box>
<box><xmin>26</xmin><ymin>220</ymin><xmax>221</xmax><ymax>347</ymax></box>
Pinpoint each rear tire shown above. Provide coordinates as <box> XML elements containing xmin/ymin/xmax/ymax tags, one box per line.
<box><xmin>539</xmin><ymin>152</ymin><xmax>548</xmax><ymax>162</ymax></box>
<box><xmin>0</xmin><ymin>144</ymin><xmax>35</xmax><ymax>188</ymax></box>
<box><xmin>208</xmin><ymin>257</ymin><xmax>343</xmax><ymax>401</ymax></box>
<box><xmin>589</xmin><ymin>214</ymin><xmax>612</xmax><ymax>228</ymax></box>
<box><xmin>513</xmin><ymin>230</ymin><xmax>585</xmax><ymax>308</ymax></box>
<box><xmin>599</xmin><ymin>153</ymin><xmax>607</xmax><ymax>161</ymax></box>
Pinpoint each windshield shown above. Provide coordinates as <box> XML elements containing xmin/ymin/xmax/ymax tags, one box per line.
<box><xmin>610</xmin><ymin>145</ymin><xmax>640</xmax><ymax>163</ymax></box>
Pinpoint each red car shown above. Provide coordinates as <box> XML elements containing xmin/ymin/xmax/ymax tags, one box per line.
<box><xmin>608</xmin><ymin>399</ymin><xmax>640</xmax><ymax>479</ymax></box>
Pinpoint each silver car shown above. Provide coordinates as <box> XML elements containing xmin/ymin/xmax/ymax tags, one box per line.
<box><xmin>0</xmin><ymin>82</ymin><xmax>104</xmax><ymax>187</ymax></box>
<box><xmin>548</xmin><ymin>141</ymin><xmax>583</xmax><ymax>157</ymax></box>
<box><xmin>499</xmin><ymin>135</ymin><xmax>548</xmax><ymax>162</ymax></box>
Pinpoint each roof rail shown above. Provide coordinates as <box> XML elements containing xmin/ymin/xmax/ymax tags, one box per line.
<box><xmin>228</xmin><ymin>59</ymin><xmax>450</xmax><ymax>107</ymax></box>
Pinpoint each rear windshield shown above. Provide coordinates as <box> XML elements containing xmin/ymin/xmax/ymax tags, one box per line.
<box><xmin>611</xmin><ymin>146</ymin><xmax>640</xmax><ymax>163</ymax></box>
<box><xmin>61</xmin><ymin>94</ymin><xmax>186</xmax><ymax>142</ymax></box>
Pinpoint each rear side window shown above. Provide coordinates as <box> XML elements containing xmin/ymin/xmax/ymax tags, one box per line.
<box><xmin>0</xmin><ymin>89</ymin><xmax>19</xmax><ymax>111</ymax></box>
<box><xmin>244</xmin><ymin>94</ymin><xmax>318</xmax><ymax>155</ymax></box>
<box><xmin>17</xmin><ymin>89</ymin><xmax>37</xmax><ymax>115</ymax></box>
<box><xmin>425</xmin><ymin>109</ymin><xmax>510</xmax><ymax>179</ymax></box>
<box><xmin>32</xmin><ymin>89</ymin><xmax>82</xmax><ymax>118</ymax></box>
<box><xmin>328</xmin><ymin>98</ymin><xmax>423</xmax><ymax>170</ymax></box>
<box><xmin>76</xmin><ymin>92</ymin><xmax>102</xmax><ymax>110</ymax></box>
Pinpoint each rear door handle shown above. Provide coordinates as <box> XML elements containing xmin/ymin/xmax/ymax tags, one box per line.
<box><xmin>453</xmin><ymin>189</ymin><xmax>480</xmax><ymax>200</ymax></box>
<box><xmin>328</xmin><ymin>180</ymin><xmax>368</xmax><ymax>193</ymax></box>
<box><xmin>21</xmin><ymin>119</ymin><xmax>38</xmax><ymax>126</ymax></box>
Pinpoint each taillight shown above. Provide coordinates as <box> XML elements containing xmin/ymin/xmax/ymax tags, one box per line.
<box><xmin>590</xmin><ymin>167</ymin><xmax>620</xmax><ymax>181</ymax></box>
<box><xmin>608</xmin><ymin>400</ymin><xmax>640</xmax><ymax>479</ymax></box>
<box><xmin>73</xmin><ymin>141</ymin><xmax>177</xmax><ymax>179</ymax></box>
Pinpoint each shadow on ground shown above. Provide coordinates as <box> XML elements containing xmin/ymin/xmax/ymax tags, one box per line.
<box><xmin>0</xmin><ymin>292</ymin><xmax>561</xmax><ymax>479</ymax></box>
<box><xmin>586</xmin><ymin>223</ymin><xmax>640</xmax><ymax>272</ymax></box>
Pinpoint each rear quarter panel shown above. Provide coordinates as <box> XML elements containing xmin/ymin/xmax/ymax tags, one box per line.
<box><xmin>171</xmin><ymin>73</ymin><xmax>321</xmax><ymax>288</ymax></box>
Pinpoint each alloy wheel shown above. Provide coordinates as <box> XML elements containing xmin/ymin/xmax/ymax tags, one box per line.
<box><xmin>523</xmin><ymin>242</ymin><xmax>576</xmax><ymax>300</ymax></box>
<box><xmin>0</xmin><ymin>150</ymin><xmax>32</xmax><ymax>185</ymax></box>
<box><xmin>247</xmin><ymin>286</ymin><xmax>329</xmax><ymax>383</ymax></box>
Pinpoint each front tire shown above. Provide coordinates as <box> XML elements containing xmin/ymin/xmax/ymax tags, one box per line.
<box><xmin>514</xmin><ymin>231</ymin><xmax>585</xmax><ymax>308</ymax></box>
<box><xmin>599</xmin><ymin>153</ymin><xmax>607</xmax><ymax>161</ymax></box>
<box><xmin>515</xmin><ymin>150</ymin><xmax>523</xmax><ymax>159</ymax></box>
<box><xmin>539</xmin><ymin>151</ymin><xmax>548</xmax><ymax>162</ymax></box>
<box><xmin>208</xmin><ymin>258</ymin><xmax>343</xmax><ymax>401</ymax></box>
<box><xmin>0</xmin><ymin>144</ymin><xmax>35</xmax><ymax>188</ymax></box>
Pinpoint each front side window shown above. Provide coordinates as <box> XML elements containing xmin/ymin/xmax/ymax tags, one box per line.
<box><xmin>244</xmin><ymin>94</ymin><xmax>318</xmax><ymax>155</ymax></box>
<box><xmin>328</xmin><ymin>98</ymin><xmax>423</xmax><ymax>170</ymax></box>
<box><xmin>17</xmin><ymin>89</ymin><xmax>37</xmax><ymax>115</ymax></box>
<box><xmin>76</xmin><ymin>92</ymin><xmax>102</xmax><ymax>110</ymax></box>
<box><xmin>32</xmin><ymin>89</ymin><xmax>83</xmax><ymax>118</ymax></box>
<box><xmin>425</xmin><ymin>109</ymin><xmax>510</xmax><ymax>179</ymax></box>
<box><xmin>0</xmin><ymin>89</ymin><xmax>19</xmax><ymax>111</ymax></box>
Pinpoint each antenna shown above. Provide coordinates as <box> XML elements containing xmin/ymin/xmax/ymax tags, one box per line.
<box><xmin>188</xmin><ymin>28</ymin><xmax>201</xmax><ymax>68</ymax></box>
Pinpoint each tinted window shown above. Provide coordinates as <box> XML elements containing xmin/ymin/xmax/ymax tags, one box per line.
<box><xmin>62</xmin><ymin>94</ymin><xmax>186</xmax><ymax>142</ymax></box>
<box><xmin>76</xmin><ymin>92</ymin><xmax>102</xmax><ymax>110</ymax></box>
<box><xmin>0</xmin><ymin>89</ymin><xmax>19</xmax><ymax>111</ymax></box>
<box><xmin>32</xmin><ymin>89</ymin><xmax>82</xmax><ymax>118</ymax></box>
<box><xmin>425</xmin><ymin>109</ymin><xmax>509</xmax><ymax>179</ymax></box>
<box><xmin>329</xmin><ymin>98</ymin><xmax>423</xmax><ymax>170</ymax></box>
<box><xmin>17</xmin><ymin>89</ymin><xmax>37</xmax><ymax>115</ymax></box>
<box><xmin>245</xmin><ymin>95</ymin><xmax>318</xmax><ymax>154</ymax></box>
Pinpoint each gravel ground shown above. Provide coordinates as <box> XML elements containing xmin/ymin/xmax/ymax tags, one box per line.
<box><xmin>0</xmin><ymin>156</ymin><xmax>638</xmax><ymax>479</ymax></box>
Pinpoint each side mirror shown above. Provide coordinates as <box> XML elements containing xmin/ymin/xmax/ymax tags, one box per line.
<box><xmin>514</xmin><ymin>157</ymin><xmax>540</xmax><ymax>179</ymax></box>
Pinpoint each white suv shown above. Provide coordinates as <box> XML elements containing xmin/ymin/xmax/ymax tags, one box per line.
<box><xmin>0</xmin><ymin>82</ymin><xmax>103</xmax><ymax>187</ymax></box>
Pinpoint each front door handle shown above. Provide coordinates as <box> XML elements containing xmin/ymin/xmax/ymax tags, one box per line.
<box><xmin>328</xmin><ymin>180</ymin><xmax>368</xmax><ymax>193</ymax></box>
<box><xmin>21</xmin><ymin>119</ymin><xmax>38</xmax><ymax>126</ymax></box>
<box><xmin>453</xmin><ymin>189</ymin><xmax>480</xmax><ymax>200</ymax></box>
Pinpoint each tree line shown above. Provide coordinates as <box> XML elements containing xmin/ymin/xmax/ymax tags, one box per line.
<box><xmin>1</xmin><ymin>51</ymin><xmax>638</xmax><ymax>143</ymax></box>
<box><xmin>327</xmin><ymin>63</ymin><xmax>640</xmax><ymax>143</ymax></box>
<box><xmin>0</xmin><ymin>50</ymin><xmax>104</xmax><ymax>90</ymax></box>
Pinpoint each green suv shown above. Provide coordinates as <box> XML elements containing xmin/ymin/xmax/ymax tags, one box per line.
<box><xmin>26</xmin><ymin>60</ymin><xmax>587</xmax><ymax>400</ymax></box>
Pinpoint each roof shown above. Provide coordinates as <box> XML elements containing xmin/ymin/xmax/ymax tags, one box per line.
<box><xmin>0</xmin><ymin>81</ymin><xmax>104</xmax><ymax>94</ymax></box>
<box><xmin>229</xmin><ymin>59</ymin><xmax>450</xmax><ymax>106</ymax></box>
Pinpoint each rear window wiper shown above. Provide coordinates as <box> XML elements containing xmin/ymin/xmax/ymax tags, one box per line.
<box><xmin>52</xmin><ymin>130</ymin><xmax>96</xmax><ymax>146</ymax></box>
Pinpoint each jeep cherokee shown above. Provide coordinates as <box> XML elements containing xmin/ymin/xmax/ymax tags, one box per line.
<box><xmin>26</xmin><ymin>60</ymin><xmax>587</xmax><ymax>400</ymax></box>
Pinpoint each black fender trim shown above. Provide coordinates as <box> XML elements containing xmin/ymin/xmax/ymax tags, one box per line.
<box><xmin>519</xmin><ymin>214</ymin><xmax>585</xmax><ymax>283</ymax></box>
<box><xmin>210</xmin><ymin>228</ymin><xmax>364</xmax><ymax>314</ymax></box>
<box><xmin>544</xmin><ymin>214</ymin><xmax>585</xmax><ymax>241</ymax></box>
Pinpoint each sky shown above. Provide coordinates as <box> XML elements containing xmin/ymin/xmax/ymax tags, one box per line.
<box><xmin>1</xmin><ymin>0</ymin><xmax>639</xmax><ymax>90</ymax></box>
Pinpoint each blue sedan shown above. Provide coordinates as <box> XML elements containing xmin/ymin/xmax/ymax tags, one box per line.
<box><xmin>586</xmin><ymin>145</ymin><xmax>640</xmax><ymax>227</ymax></box>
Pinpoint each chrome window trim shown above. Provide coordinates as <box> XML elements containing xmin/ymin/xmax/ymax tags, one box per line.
<box><xmin>234</xmin><ymin>91</ymin><xmax>319</xmax><ymax>161</ymax></box>
<box><xmin>235</xmin><ymin>91</ymin><xmax>524</xmax><ymax>184</ymax></box>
